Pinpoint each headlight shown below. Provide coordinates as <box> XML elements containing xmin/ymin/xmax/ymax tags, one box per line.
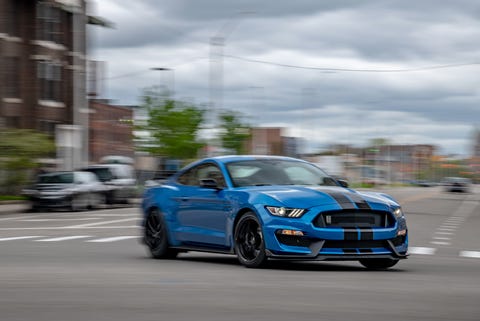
<box><xmin>266</xmin><ymin>206</ymin><xmax>306</xmax><ymax>218</ymax></box>
<box><xmin>393</xmin><ymin>207</ymin><xmax>404</xmax><ymax>219</ymax></box>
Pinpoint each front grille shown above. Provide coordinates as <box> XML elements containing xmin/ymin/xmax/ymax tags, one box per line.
<box><xmin>323</xmin><ymin>240</ymin><xmax>387</xmax><ymax>249</ymax></box>
<box><xmin>314</xmin><ymin>210</ymin><xmax>394</xmax><ymax>228</ymax></box>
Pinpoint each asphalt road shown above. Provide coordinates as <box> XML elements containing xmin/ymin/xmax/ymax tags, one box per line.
<box><xmin>0</xmin><ymin>186</ymin><xmax>479</xmax><ymax>321</ymax></box>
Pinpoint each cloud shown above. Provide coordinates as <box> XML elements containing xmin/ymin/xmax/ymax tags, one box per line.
<box><xmin>90</xmin><ymin>0</ymin><xmax>480</xmax><ymax>156</ymax></box>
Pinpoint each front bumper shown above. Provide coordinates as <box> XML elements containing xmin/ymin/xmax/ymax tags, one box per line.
<box><xmin>28</xmin><ymin>195</ymin><xmax>71</xmax><ymax>208</ymax></box>
<box><xmin>258</xmin><ymin>205</ymin><xmax>408</xmax><ymax>261</ymax></box>
<box><xmin>265</xmin><ymin>238</ymin><xmax>408</xmax><ymax>261</ymax></box>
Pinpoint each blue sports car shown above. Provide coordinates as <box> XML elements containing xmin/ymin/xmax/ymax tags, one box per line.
<box><xmin>141</xmin><ymin>156</ymin><xmax>408</xmax><ymax>269</ymax></box>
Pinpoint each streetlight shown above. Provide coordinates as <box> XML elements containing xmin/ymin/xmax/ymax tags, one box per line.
<box><xmin>150</xmin><ymin>67</ymin><xmax>175</xmax><ymax>99</ymax></box>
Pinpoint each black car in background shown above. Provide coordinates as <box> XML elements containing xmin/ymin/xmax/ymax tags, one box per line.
<box><xmin>22</xmin><ymin>171</ymin><xmax>106</xmax><ymax>211</ymax></box>
<box><xmin>443</xmin><ymin>177</ymin><xmax>471</xmax><ymax>193</ymax></box>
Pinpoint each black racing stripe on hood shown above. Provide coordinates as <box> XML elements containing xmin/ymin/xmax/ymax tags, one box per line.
<box><xmin>324</xmin><ymin>191</ymin><xmax>356</xmax><ymax>209</ymax></box>
<box><xmin>346</xmin><ymin>192</ymin><xmax>371</xmax><ymax>209</ymax></box>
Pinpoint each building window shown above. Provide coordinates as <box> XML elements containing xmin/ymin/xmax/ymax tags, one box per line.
<box><xmin>38</xmin><ymin>120</ymin><xmax>57</xmax><ymax>137</ymax></box>
<box><xmin>37</xmin><ymin>61</ymin><xmax>62</xmax><ymax>101</ymax></box>
<box><xmin>3</xmin><ymin>1</ymin><xmax>20</xmax><ymax>37</ymax></box>
<box><xmin>36</xmin><ymin>2</ymin><xmax>62</xmax><ymax>43</ymax></box>
<box><xmin>4</xmin><ymin>57</ymin><xmax>20</xmax><ymax>98</ymax></box>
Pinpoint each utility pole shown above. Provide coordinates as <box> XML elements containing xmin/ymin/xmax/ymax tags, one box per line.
<box><xmin>209</xmin><ymin>11</ymin><xmax>254</xmax><ymax>128</ymax></box>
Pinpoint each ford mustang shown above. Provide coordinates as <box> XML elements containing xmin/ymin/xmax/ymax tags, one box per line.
<box><xmin>141</xmin><ymin>156</ymin><xmax>408</xmax><ymax>269</ymax></box>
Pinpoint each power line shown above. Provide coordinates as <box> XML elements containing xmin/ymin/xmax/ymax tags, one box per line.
<box><xmin>101</xmin><ymin>69</ymin><xmax>149</xmax><ymax>80</ymax></box>
<box><xmin>223</xmin><ymin>54</ymin><xmax>480</xmax><ymax>73</ymax></box>
<box><xmin>98</xmin><ymin>54</ymin><xmax>480</xmax><ymax>81</ymax></box>
<box><xmin>99</xmin><ymin>57</ymin><xmax>209</xmax><ymax>81</ymax></box>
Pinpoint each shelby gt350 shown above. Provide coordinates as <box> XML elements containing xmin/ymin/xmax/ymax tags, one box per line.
<box><xmin>141</xmin><ymin>156</ymin><xmax>408</xmax><ymax>269</ymax></box>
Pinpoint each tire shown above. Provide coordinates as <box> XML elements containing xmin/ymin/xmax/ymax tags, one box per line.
<box><xmin>105</xmin><ymin>190</ymin><xmax>115</xmax><ymax>205</ymax></box>
<box><xmin>144</xmin><ymin>208</ymin><xmax>178</xmax><ymax>259</ymax></box>
<box><xmin>234</xmin><ymin>212</ymin><xmax>267</xmax><ymax>268</ymax></box>
<box><xmin>70</xmin><ymin>194</ymin><xmax>87</xmax><ymax>212</ymax></box>
<box><xmin>359</xmin><ymin>258</ymin><xmax>399</xmax><ymax>270</ymax></box>
<box><xmin>92</xmin><ymin>193</ymin><xmax>106</xmax><ymax>209</ymax></box>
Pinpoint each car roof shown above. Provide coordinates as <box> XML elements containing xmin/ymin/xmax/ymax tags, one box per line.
<box><xmin>202</xmin><ymin>155</ymin><xmax>304</xmax><ymax>164</ymax></box>
<box><xmin>83</xmin><ymin>164</ymin><xmax>131</xmax><ymax>168</ymax></box>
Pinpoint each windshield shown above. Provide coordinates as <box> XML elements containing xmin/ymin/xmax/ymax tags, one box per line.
<box><xmin>226</xmin><ymin>159</ymin><xmax>338</xmax><ymax>187</ymax></box>
<box><xmin>38</xmin><ymin>172</ymin><xmax>74</xmax><ymax>184</ymax></box>
<box><xmin>84</xmin><ymin>168</ymin><xmax>113</xmax><ymax>182</ymax></box>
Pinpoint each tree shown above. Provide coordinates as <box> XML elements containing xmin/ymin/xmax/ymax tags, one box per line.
<box><xmin>218</xmin><ymin>110</ymin><xmax>251</xmax><ymax>154</ymax></box>
<box><xmin>0</xmin><ymin>129</ymin><xmax>55</xmax><ymax>194</ymax></box>
<box><xmin>139</xmin><ymin>88</ymin><xmax>205</xmax><ymax>159</ymax></box>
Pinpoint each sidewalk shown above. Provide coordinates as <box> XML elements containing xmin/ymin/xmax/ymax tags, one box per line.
<box><xmin>0</xmin><ymin>201</ymin><xmax>29</xmax><ymax>215</ymax></box>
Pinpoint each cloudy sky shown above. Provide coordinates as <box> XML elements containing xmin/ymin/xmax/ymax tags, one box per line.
<box><xmin>88</xmin><ymin>0</ymin><xmax>480</xmax><ymax>156</ymax></box>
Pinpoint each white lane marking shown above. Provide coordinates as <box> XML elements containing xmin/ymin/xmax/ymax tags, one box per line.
<box><xmin>459</xmin><ymin>251</ymin><xmax>480</xmax><ymax>259</ymax></box>
<box><xmin>440</xmin><ymin>223</ymin><xmax>461</xmax><ymax>227</ymax></box>
<box><xmin>0</xmin><ymin>215</ymin><xmax>41</xmax><ymax>222</ymax></box>
<box><xmin>0</xmin><ymin>236</ymin><xmax>43</xmax><ymax>241</ymax></box>
<box><xmin>64</xmin><ymin>218</ymin><xmax>138</xmax><ymax>229</ymax></box>
<box><xmin>36</xmin><ymin>235</ymin><xmax>92</xmax><ymax>242</ymax></box>
<box><xmin>429</xmin><ymin>194</ymin><xmax>478</xmax><ymax>247</ymax></box>
<box><xmin>445</xmin><ymin>217</ymin><xmax>465</xmax><ymax>224</ymax></box>
<box><xmin>409</xmin><ymin>247</ymin><xmax>436</xmax><ymax>255</ymax></box>
<box><xmin>435</xmin><ymin>231</ymin><xmax>454</xmax><ymax>235</ymax></box>
<box><xmin>432</xmin><ymin>236</ymin><xmax>451</xmax><ymax>240</ymax></box>
<box><xmin>83</xmin><ymin>213</ymin><xmax>138</xmax><ymax>217</ymax></box>
<box><xmin>86</xmin><ymin>236</ymin><xmax>140</xmax><ymax>243</ymax></box>
<box><xmin>0</xmin><ymin>226</ymin><xmax>138</xmax><ymax>231</ymax></box>
<box><xmin>430</xmin><ymin>241</ymin><xmax>451</xmax><ymax>246</ymax></box>
<box><xmin>20</xmin><ymin>218</ymin><xmax>99</xmax><ymax>222</ymax></box>
<box><xmin>437</xmin><ymin>227</ymin><xmax>456</xmax><ymax>232</ymax></box>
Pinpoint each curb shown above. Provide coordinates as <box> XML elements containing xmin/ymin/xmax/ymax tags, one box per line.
<box><xmin>0</xmin><ymin>199</ymin><xmax>141</xmax><ymax>215</ymax></box>
<box><xmin>0</xmin><ymin>201</ymin><xmax>29</xmax><ymax>215</ymax></box>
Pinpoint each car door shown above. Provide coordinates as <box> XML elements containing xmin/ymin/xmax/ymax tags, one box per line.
<box><xmin>174</xmin><ymin>163</ymin><xmax>231</xmax><ymax>248</ymax></box>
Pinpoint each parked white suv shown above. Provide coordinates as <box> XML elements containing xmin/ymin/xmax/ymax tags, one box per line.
<box><xmin>81</xmin><ymin>164</ymin><xmax>137</xmax><ymax>204</ymax></box>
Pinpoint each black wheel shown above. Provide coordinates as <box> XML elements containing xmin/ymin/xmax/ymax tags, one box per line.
<box><xmin>144</xmin><ymin>208</ymin><xmax>178</xmax><ymax>259</ymax></box>
<box><xmin>359</xmin><ymin>258</ymin><xmax>399</xmax><ymax>270</ymax></box>
<box><xmin>234</xmin><ymin>212</ymin><xmax>267</xmax><ymax>268</ymax></box>
<box><xmin>105</xmin><ymin>191</ymin><xmax>115</xmax><ymax>205</ymax></box>
<box><xmin>70</xmin><ymin>194</ymin><xmax>87</xmax><ymax>212</ymax></box>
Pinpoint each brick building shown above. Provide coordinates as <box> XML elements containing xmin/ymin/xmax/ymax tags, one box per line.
<box><xmin>0</xmin><ymin>0</ymin><xmax>107</xmax><ymax>168</ymax></box>
<box><xmin>246</xmin><ymin>127</ymin><xmax>284</xmax><ymax>155</ymax></box>
<box><xmin>89</xmin><ymin>100</ymin><xmax>134</xmax><ymax>163</ymax></box>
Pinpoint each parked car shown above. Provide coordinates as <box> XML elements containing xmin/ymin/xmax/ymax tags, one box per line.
<box><xmin>141</xmin><ymin>156</ymin><xmax>408</xmax><ymax>269</ymax></box>
<box><xmin>443</xmin><ymin>177</ymin><xmax>471</xmax><ymax>193</ymax></box>
<box><xmin>22</xmin><ymin>171</ymin><xmax>106</xmax><ymax>211</ymax></box>
<box><xmin>413</xmin><ymin>180</ymin><xmax>436</xmax><ymax>187</ymax></box>
<box><xmin>81</xmin><ymin>164</ymin><xmax>137</xmax><ymax>204</ymax></box>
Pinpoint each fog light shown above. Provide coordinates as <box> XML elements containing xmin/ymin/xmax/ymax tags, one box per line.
<box><xmin>397</xmin><ymin>229</ymin><xmax>407</xmax><ymax>236</ymax></box>
<box><xmin>280</xmin><ymin>229</ymin><xmax>304</xmax><ymax>236</ymax></box>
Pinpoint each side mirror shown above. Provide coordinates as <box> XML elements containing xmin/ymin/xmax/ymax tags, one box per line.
<box><xmin>200</xmin><ymin>178</ymin><xmax>220</xmax><ymax>190</ymax></box>
<box><xmin>337</xmin><ymin>179</ymin><xmax>349</xmax><ymax>188</ymax></box>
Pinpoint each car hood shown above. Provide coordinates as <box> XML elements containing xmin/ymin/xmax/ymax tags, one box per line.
<box><xmin>245</xmin><ymin>185</ymin><xmax>398</xmax><ymax>209</ymax></box>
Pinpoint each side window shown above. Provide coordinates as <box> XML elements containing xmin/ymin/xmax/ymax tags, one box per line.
<box><xmin>178</xmin><ymin>164</ymin><xmax>226</xmax><ymax>188</ymax></box>
<box><xmin>197</xmin><ymin>164</ymin><xmax>226</xmax><ymax>188</ymax></box>
<box><xmin>177</xmin><ymin>168</ymin><xmax>197</xmax><ymax>186</ymax></box>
